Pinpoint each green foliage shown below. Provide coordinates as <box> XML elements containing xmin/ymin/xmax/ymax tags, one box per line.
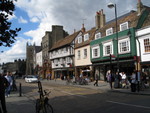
<box><xmin>0</xmin><ymin>0</ymin><xmax>21</xmax><ymax>47</ymax></box>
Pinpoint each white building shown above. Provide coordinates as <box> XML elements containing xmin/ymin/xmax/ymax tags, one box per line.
<box><xmin>36</xmin><ymin>51</ymin><xmax>43</xmax><ymax>67</ymax></box>
<box><xmin>49</xmin><ymin>31</ymin><xmax>81</xmax><ymax>79</ymax></box>
<box><xmin>136</xmin><ymin>25</ymin><xmax>150</xmax><ymax>72</ymax></box>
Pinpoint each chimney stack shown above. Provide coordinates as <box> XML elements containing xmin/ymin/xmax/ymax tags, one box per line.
<box><xmin>137</xmin><ymin>0</ymin><xmax>143</xmax><ymax>15</ymax></box>
<box><xmin>95</xmin><ymin>11</ymin><xmax>100</xmax><ymax>29</ymax></box>
<box><xmin>100</xmin><ymin>9</ymin><xmax>106</xmax><ymax>28</ymax></box>
<box><xmin>95</xmin><ymin>9</ymin><xmax>105</xmax><ymax>29</ymax></box>
<box><xmin>81</xmin><ymin>24</ymin><xmax>86</xmax><ymax>33</ymax></box>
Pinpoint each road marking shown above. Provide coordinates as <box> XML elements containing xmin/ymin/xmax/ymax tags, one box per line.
<box><xmin>107</xmin><ymin>100</ymin><xmax>150</xmax><ymax>109</ymax></box>
<box><xmin>61</xmin><ymin>90</ymin><xmax>87</xmax><ymax>98</ymax></box>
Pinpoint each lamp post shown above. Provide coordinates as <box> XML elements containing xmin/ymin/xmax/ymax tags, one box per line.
<box><xmin>108</xmin><ymin>3</ymin><xmax>119</xmax><ymax>72</ymax></box>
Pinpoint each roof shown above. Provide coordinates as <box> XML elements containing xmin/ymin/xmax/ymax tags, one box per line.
<box><xmin>34</xmin><ymin>46</ymin><xmax>42</xmax><ymax>53</ymax></box>
<box><xmin>50</xmin><ymin>31</ymin><xmax>81</xmax><ymax>51</ymax></box>
<box><xmin>75</xmin><ymin>28</ymin><xmax>96</xmax><ymax>49</ymax></box>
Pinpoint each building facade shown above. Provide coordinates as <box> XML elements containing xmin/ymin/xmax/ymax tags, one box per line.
<box><xmin>74</xmin><ymin>25</ymin><xmax>96</xmax><ymax>80</ymax></box>
<box><xmin>49</xmin><ymin>31</ymin><xmax>80</xmax><ymax>79</ymax></box>
<box><xmin>90</xmin><ymin>0</ymin><xmax>150</xmax><ymax>80</ymax></box>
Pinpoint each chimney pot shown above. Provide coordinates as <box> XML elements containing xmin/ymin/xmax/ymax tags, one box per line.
<box><xmin>101</xmin><ymin>9</ymin><xmax>103</xmax><ymax>14</ymax></box>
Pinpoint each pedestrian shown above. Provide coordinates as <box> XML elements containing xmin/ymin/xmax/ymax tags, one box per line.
<box><xmin>131</xmin><ymin>71</ymin><xmax>137</xmax><ymax>92</ymax></box>
<box><xmin>120</xmin><ymin>72</ymin><xmax>127</xmax><ymax>88</ymax></box>
<box><xmin>0</xmin><ymin>73</ymin><xmax>8</xmax><ymax>113</ymax></box>
<box><xmin>5</xmin><ymin>71</ymin><xmax>13</xmax><ymax>97</ymax></box>
<box><xmin>114</xmin><ymin>71</ymin><xmax>121</xmax><ymax>88</ymax></box>
<box><xmin>94</xmin><ymin>74</ymin><xmax>98</xmax><ymax>86</ymax></box>
<box><xmin>10</xmin><ymin>73</ymin><xmax>17</xmax><ymax>91</ymax></box>
<box><xmin>106</xmin><ymin>70</ymin><xmax>113</xmax><ymax>89</ymax></box>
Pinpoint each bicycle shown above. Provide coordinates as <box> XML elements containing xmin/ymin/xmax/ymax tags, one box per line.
<box><xmin>35</xmin><ymin>81</ymin><xmax>53</xmax><ymax>113</ymax></box>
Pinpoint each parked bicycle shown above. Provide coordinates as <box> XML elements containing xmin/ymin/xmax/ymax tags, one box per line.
<box><xmin>35</xmin><ymin>81</ymin><xmax>53</xmax><ymax>113</ymax></box>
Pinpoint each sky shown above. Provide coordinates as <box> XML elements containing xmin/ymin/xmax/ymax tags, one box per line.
<box><xmin>0</xmin><ymin>0</ymin><xmax>150</xmax><ymax>64</ymax></box>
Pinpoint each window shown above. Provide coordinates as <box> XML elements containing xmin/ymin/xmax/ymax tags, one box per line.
<box><xmin>120</xmin><ymin>22</ymin><xmax>128</xmax><ymax>31</ymax></box>
<box><xmin>84</xmin><ymin>33</ymin><xmax>89</xmax><ymax>41</ymax></box>
<box><xmin>144</xmin><ymin>38</ymin><xmax>150</xmax><ymax>53</ymax></box>
<box><xmin>118</xmin><ymin>38</ymin><xmax>130</xmax><ymax>54</ymax></box>
<box><xmin>92</xmin><ymin>46</ymin><xmax>100</xmax><ymax>58</ymax></box>
<box><xmin>78</xmin><ymin>36</ymin><xmax>82</xmax><ymax>43</ymax></box>
<box><xmin>95</xmin><ymin>32</ymin><xmax>101</xmax><ymax>39</ymax></box>
<box><xmin>103</xmin><ymin>41</ymin><xmax>113</xmax><ymax>56</ymax></box>
<box><xmin>77</xmin><ymin>50</ymin><xmax>80</xmax><ymax>59</ymax></box>
<box><xmin>66</xmin><ymin>57</ymin><xmax>71</xmax><ymax>63</ymax></box>
<box><xmin>83</xmin><ymin>49</ymin><xmax>87</xmax><ymax>59</ymax></box>
<box><xmin>104</xmin><ymin>45</ymin><xmax>112</xmax><ymax>56</ymax></box>
<box><xmin>106</xmin><ymin>28</ymin><xmax>113</xmax><ymax>36</ymax></box>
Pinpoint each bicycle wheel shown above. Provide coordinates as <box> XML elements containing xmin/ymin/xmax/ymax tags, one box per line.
<box><xmin>35</xmin><ymin>99</ymin><xmax>40</xmax><ymax>113</ymax></box>
<box><xmin>43</xmin><ymin>103</ymin><xmax>53</xmax><ymax>113</ymax></box>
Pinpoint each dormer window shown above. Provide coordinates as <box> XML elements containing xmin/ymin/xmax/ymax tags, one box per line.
<box><xmin>106</xmin><ymin>28</ymin><xmax>113</xmax><ymax>36</ymax></box>
<box><xmin>120</xmin><ymin>22</ymin><xmax>128</xmax><ymax>31</ymax></box>
<box><xmin>95</xmin><ymin>32</ymin><xmax>101</xmax><ymax>39</ymax></box>
<box><xmin>78</xmin><ymin>36</ymin><xmax>82</xmax><ymax>43</ymax></box>
<box><xmin>84</xmin><ymin>33</ymin><xmax>89</xmax><ymax>41</ymax></box>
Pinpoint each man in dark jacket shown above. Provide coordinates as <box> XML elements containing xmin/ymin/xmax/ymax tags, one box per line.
<box><xmin>0</xmin><ymin>74</ymin><xmax>8</xmax><ymax>113</ymax></box>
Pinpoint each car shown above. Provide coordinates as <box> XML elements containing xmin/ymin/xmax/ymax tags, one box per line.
<box><xmin>25</xmin><ymin>75</ymin><xmax>38</xmax><ymax>83</ymax></box>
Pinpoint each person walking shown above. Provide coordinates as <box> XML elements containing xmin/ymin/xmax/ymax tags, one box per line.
<box><xmin>5</xmin><ymin>72</ymin><xmax>13</xmax><ymax>97</ymax></box>
<box><xmin>0</xmin><ymin>73</ymin><xmax>8</xmax><ymax>113</ymax></box>
<box><xmin>114</xmin><ymin>71</ymin><xmax>121</xmax><ymax>88</ymax></box>
<box><xmin>94</xmin><ymin>74</ymin><xmax>99</xmax><ymax>86</ymax></box>
<box><xmin>10</xmin><ymin>73</ymin><xmax>17</xmax><ymax>91</ymax></box>
<box><xmin>106</xmin><ymin>70</ymin><xmax>113</xmax><ymax>89</ymax></box>
<box><xmin>131</xmin><ymin>71</ymin><xmax>137</xmax><ymax>92</ymax></box>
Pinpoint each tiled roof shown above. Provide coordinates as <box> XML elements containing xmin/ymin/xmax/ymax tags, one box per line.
<box><xmin>50</xmin><ymin>31</ymin><xmax>81</xmax><ymax>51</ymax></box>
<box><xmin>75</xmin><ymin>28</ymin><xmax>96</xmax><ymax>49</ymax></box>
<box><xmin>34</xmin><ymin>46</ymin><xmax>42</xmax><ymax>53</ymax></box>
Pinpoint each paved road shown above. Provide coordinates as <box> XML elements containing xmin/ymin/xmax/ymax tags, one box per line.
<box><xmin>5</xmin><ymin>79</ymin><xmax>150</xmax><ymax>113</ymax></box>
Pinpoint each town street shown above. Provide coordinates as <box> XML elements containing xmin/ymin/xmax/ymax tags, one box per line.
<box><xmin>6</xmin><ymin>79</ymin><xmax>150</xmax><ymax>113</ymax></box>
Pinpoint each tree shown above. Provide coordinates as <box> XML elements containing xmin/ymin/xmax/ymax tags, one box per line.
<box><xmin>0</xmin><ymin>0</ymin><xmax>21</xmax><ymax>47</ymax></box>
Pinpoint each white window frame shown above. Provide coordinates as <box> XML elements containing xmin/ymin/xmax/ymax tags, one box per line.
<box><xmin>118</xmin><ymin>37</ymin><xmax>130</xmax><ymax>54</ymax></box>
<box><xmin>78</xmin><ymin>36</ymin><xmax>82</xmax><ymax>43</ymax></box>
<box><xmin>106</xmin><ymin>28</ymin><xmax>113</xmax><ymax>36</ymax></box>
<box><xmin>144</xmin><ymin>38</ymin><xmax>150</xmax><ymax>53</ymax></box>
<box><xmin>103</xmin><ymin>41</ymin><xmax>113</xmax><ymax>56</ymax></box>
<box><xmin>92</xmin><ymin>45</ymin><xmax>100</xmax><ymax>58</ymax></box>
<box><xmin>66</xmin><ymin>57</ymin><xmax>71</xmax><ymax>63</ymax></box>
<box><xmin>84</xmin><ymin>33</ymin><xmax>89</xmax><ymax>41</ymax></box>
<box><xmin>120</xmin><ymin>22</ymin><xmax>129</xmax><ymax>31</ymax></box>
<box><xmin>77</xmin><ymin>50</ymin><xmax>81</xmax><ymax>59</ymax></box>
<box><xmin>95</xmin><ymin>32</ymin><xmax>101</xmax><ymax>39</ymax></box>
<box><xmin>83</xmin><ymin>49</ymin><xmax>87</xmax><ymax>59</ymax></box>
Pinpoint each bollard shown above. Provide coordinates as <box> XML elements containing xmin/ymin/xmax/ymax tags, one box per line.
<box><xmin>19</xmin><ymin>83</ymin><xmax>22</xmax><ymax>97</ymax></box>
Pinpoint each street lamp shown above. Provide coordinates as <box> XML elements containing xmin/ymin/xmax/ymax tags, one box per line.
<box><xmin>108</xmin><ymin>2</ymin><xmax>119</xmax><ymax>72</ymax></box>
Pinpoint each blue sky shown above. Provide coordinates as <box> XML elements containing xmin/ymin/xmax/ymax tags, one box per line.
<box><xmin>0</xmin><ymin>0</ymin><xmax>150</xmax><ymax>64</ymax></box>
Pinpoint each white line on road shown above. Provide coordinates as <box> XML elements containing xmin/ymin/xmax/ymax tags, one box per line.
<box><xmin>61</xmin><ymin>90</ymin><xmax>87</xmax><ymax>98</ymax></box>
<box><xmin>107</xmin><ymin>100</ymin><xmax>150</xmax><ymax>109</ymax></box>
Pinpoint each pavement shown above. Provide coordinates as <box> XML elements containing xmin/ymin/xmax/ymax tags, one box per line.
<box><xmin>4</xmin><ymin>79</ymin><xmax>150</xmax><ymax>113</ymax></box>
<box><xmin>42</xmin><ymin>79</ymin><xmax>150</xmax><ymax>95</ymax></box>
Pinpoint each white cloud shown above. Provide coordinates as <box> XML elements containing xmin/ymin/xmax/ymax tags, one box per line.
<box><xmin>1</xmin><ymin>0</ymin><xmax>149</xmax><ymax>64</ymax></box>
<box><xmin>18</xmin><ymin>16</ymin><xmax>28</xmax><ymax>23</ymax></box>
<box><xmin>0</xmin><ymin>37</ymin><xmax>28</xmax><ymax>64</ymax></box>
<box><xmin>30</xmin><ymin>16</ymin><xmax>40</xmax><ymax>23</ymax></box>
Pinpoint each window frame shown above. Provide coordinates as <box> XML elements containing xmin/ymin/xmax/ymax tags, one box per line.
<box><xmin>83</xmin><ymin>49</ymin><xmax>87</xmax><ymax>59</ymax></box>
<box><xmin>118</xmin><ymin>37</ymin><xmax>130</xmax><ymax>54</ymax></box>
<box><xmin>77</xmin><ymin>50</ymin><xmax>81</xmax><ymax>60</ymax></box>
<box><xmin>103</xmin><ymin>41</ymin><xmax>113</xmax><ymax>56</ymax></box>
<box><xmin>120</xmin><ymin>22</ymin><xmax>129</xmax><ymax>31</ymax></box>
<box><xmin>92</xmin><ymin>45</ymin><xmax>100</xmax><ymax>58</ymax></box>
<box><xmin>144</xmin><ymin>38</ymin><xmax>150</xmax><ymax>53</ymax></box>
<box><xmin>84</xmin><ymin>33</ymin><xmax>89</xmax><ymax>41</ymax></box>
<box><xmin>95</xmin><ymin>32</ymin><xmax>101</xmax><ymax>40</ymax></box>
<box><xmin>106</xmin><ymin>28</ymin><xmax>113</xmax><ymax>36</ymax></box>
<box><xmin>78</xmin><ymin>36</ymin><xmax>82</xmax><ymax>43</ymax></box>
